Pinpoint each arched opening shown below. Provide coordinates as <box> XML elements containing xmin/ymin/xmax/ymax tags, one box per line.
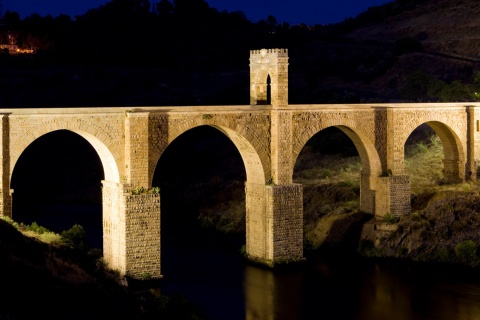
<box><xmin>266</xmin><ymin>74</ymin><xmax>272</xmax><ymax>105</ymax></box>
<box><xmin>253</xmin><ymin>72</ymin><xmax>271</xmax><ymax>105</ymax></box>
<box><xmin>404</xmin><ymin>123</ymin><xmax>454</xmax><ymax>212</ymax></box>
<box><xmin>293</xmin><ymin>126</ymin><xmax>372</xmax><ymax>256</ymax></box>
<box><xmin>154</xmin><ymin>125</ymin><xmax>247</xmax><ymax>266</ymax></box>
<box><xmin>11</xmin><ymin>130</ymin><xmax>105</xmax><ymax>249</ymax></box>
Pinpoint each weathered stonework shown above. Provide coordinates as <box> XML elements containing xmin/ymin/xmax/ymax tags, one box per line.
<box><xmin>245</xmin><ymin>182</ymin><xmax>303</xmax><ymax>265</ymax></box>
<box><xmin>265</xmin><ymin>184</ymin><xmax>303</xmax><ymax>262</ymax></box>
<box><xmin>0</xmin><ymin>49</ymin><xmax>478</xmax><ymax>278</ymax></box>
<box><xmin>250</xmin><ymin>48</ymin><xmax>288</xmax><ymax>107</ymax></box>
<box><xmin>102</xmin><ymin>181</ymin><xmax>161</xmax><ymax>279</ymax></box>
<box><xmin>122</xmin><ymin>186</ymin><xmax>161</xmax><ymax>279</ymax></box>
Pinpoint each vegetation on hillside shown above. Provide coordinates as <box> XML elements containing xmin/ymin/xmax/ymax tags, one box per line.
<box><xmin>361</xmin><ymin>127</ymin><xmax>480</xmax><ymax>267</ymax></box>
<box><xmin>0</xmin><ymin>217</ymin><xmax>206</xmax><ymax>319</ymax></box>
<box><xmin>186</xmin><ymin>124</ymin><xmax>480</xmax><ymax>269</ymax></box>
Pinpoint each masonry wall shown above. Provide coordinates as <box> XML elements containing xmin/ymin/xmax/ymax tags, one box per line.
<box><xmin>125</xmin><ymin>112</ymin><xmax>150</xmax><ymax>187</ymax></box>
<box><xmin>122</xmin><ymin>188</ymin><xmax>161</xmax><ymax>279</ymax></box>
<box><xmin>7</xmin><ymin>112</ymin><xmax>126</xmax><ymax>182</ymax></box>
<box><xmin>1</xmin><ymin>102</ymin><xmax>479</xmax><ymax>277</ymax></box>
<box><xmin>102</xmin><ymin>180</ymin><xmax>126</xmax><ymax>274</ymax></box>
<box><xmin>245</xmin><ymin>182</ymin><xmax>303</xmax><ymax>264</ymax></box>
<box><xmin>266</xmin><ymin>184</ymin><xmax>303</xmax><ymax>261</ymax></box>
<box><xmin>103</xmin><ymin>182</ymin><xmax>161</xmax><ymax>278</ymax></box>
<box><xmin>376</xmin><ymin>175</ymin><xmax>411</xmax><ymax>216</ymax></box>
<box><xmin>245</xmin><ymin>182</ymin><xmax>267</xmax><ymax>260</ymax></box>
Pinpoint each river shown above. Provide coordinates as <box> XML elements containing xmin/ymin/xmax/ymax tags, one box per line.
<box><xmin>14</xmin><ymin>204</ymin><xmax>480</xmax><ymax>320</ymax></box>
<box><xmin>160</xmin><ymin>228</ymin><xmax>480</xmax><ymax>320</ymax></box>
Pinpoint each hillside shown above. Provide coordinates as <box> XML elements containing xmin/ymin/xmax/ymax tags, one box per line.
<box><xmin>0</xmin><ymin>218</ymin><xmax>206</xmax><ymax>319</ymax></box>
<box><xmin>347</xmin><ymin>0</ymin><xmax>480</xmax><ymax>57</ymax></box>
<box><xmin>342</xmin><ymin>0</ymin><xmax>480</xmax><ymax>100</ymax></box>
<box><xmin>2</xmin><ymin>0</ymin><xmax>480</xmax><ymax>106</ymax></box>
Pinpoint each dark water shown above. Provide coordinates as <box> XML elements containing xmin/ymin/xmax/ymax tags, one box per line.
<box><xmin>13</xmin><ymin>205</ymin><xmax>480</xmax><ymax>320</ymax></box>
<box><xmin>161</xmin><ymin>233</ymin><xmax>480</xmax><ymax>320</ymax></box>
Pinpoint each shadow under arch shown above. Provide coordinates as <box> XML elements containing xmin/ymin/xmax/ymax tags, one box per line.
<box><xmin>212</xmin><ymin>125</ymin><xmax>266</xmax><ymax>184</ymax></box>
<box><xmin>10</xmin><ymin>130</ymin><xmax>110</xmax><ymax>249</ymax></box>
<box><xmin>403</xmin><ymin>121</ymin><xmax>465</xmax><ymax>182</ymax></box>
<box><xmin>154</xmin><ymin>124</ymin><xmax>266</xmax><ymax>186</ymax></box>
<box><xmin>11</xmin><ymin>129</ymin><xmax>120</xmax><ymax>183</ymax></box>
<box><xmin>293</xmin><ymin>125</ymin><xmax>382</xmax><ymax>178</ymax></box>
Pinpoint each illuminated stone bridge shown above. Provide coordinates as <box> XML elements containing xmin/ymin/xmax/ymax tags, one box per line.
<box><xmin>1</xmin><ymin>48</ymin><xmax>480</xmax><ymax>279</ymax></box>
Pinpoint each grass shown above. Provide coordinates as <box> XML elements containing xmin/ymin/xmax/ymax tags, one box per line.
<box><xmin>0</xmin><ymin>216</ymin><xmax>91</xmax><ymax>250</ymax></box>
<box><xmin>0</xmin><ymin>215</ymin><xmax>63</xmax><ymax>245</ymax></box>
<box><xmin>292</xmin><ymin>129</ymin><xmax>478</xmax><ymax>250</ymax></box>
<box><xmin>0</xmin><ymin>217</ymin><xmax>207</xmax><ymax>319</ymax></box>
<box><xmin>293</xmin><ymin>146</ymin><xmax>363</xmax><ymax>250</ymax></box>
<box><xmin>405</xmin><ymin>135</ymin><xmax>445</xmax><ymax>194</ymax></box>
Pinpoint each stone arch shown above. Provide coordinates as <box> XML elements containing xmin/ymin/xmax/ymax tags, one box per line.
<box><xmin>10</xmin><ymin>121</ymin><xmax>121</xmax><ymax>183</ymax></box>
<box><xmin>251</xmin><ymin>69</ymin><xmax>272</xmax><ymax>105</ymax></box>
<box><xmin>149</xmin><ymin>116</ymin><xmax>270</xmax><ymax>185</ymax></box>
<box><xmin>403</xmin><ymin>121</ymin><xmax>465</xmax><ymax>182</ymax></box>
<box><xmin>293</xmin><ymin>124</ymin><xmax>382</xmax><ymax>179</ymax></box>
<box><xmin>213</xmin><ymin>125</ymin><xmax>266</xmax><ymax>184</ymax></box>
<box><xmin>293</xmin><ymin>123</ymin><xmax>382</xmax><ymax>213</ymax></box>
<box><xmin>153</xmin><ymin>123</ymin><xmax>266</xmax><ymax>185</ymax></box>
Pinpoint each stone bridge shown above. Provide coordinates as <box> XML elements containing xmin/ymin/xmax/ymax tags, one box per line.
<box><xmin>1</xmin><ymin>48</ymin><xmax>480</xmax><ymax>279</ymax></box>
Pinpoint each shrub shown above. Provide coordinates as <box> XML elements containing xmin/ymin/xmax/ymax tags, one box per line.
<box><xmin>383</xmin><ymin>213</ymin><xmax>399</xmax><ymax>224</ymax></box>
<box><xmin>358</xmin><ymin>239</ymin><xmax>383</xmax><ymax>257</ymax></box>
<box><xmin>61</xmin><ymin>224</ymin><xmax>88</xmax><ymax>252</ymax></box>
<box><xmin>435</xmin><ymin>247</ymin><xmax>454</xmax><ymax>264</ymax></box>
<box><xmin>239</xmin><ymin>245</ymin><xmax>246</xmax><ymax>256</ymax></box>
<box><xmin>25</xmin><ymin>221</ymin><xmax>50</xmax><ymax>234</ymax></box>
<box><xmin>455</xmin><ymin>240</ymin><xmax>479</xmax><ymax>267</ymax></box>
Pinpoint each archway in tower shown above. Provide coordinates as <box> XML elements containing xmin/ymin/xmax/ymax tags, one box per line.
<box><xmin>293</xmin><ymin>126</ymin><xmax>370</xmax><ymax>256</ymax></box>
<box><xmin>11</xmin><ymin>130</ymin><xmax>104</xmax><ymax>249</ymax></box>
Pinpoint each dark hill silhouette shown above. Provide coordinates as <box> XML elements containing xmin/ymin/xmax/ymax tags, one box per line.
<box><xmin>1</xmin><ymin>0</ymin><xmax>480</xmax><ymax>106</ymax></box>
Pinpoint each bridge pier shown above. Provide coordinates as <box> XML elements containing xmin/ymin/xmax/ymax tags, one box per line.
<box><xmin>0</xmin><ymin>188</ymin><xmax>12</xmax><ymax>218</ymax></box>
<box><xmin>375</xmin><ymin>175</ymin><xmax>411</xmax><ymax>216</ymax></box>
<box><xmin>245</xmin><ymin>182</ymin><xmax>303</xmax><ymax>266</ymax></box>
<box><xmin>443</xmin><ymin>159</ymin><xmax>465</xmax><ymax>183</ymax></box>
<box><xmin>360</xmin><ymin>171</ymin><xmax>377</xmax><ymax>214</ymax></box>
<box><xmin>102</xmin><ymin>181</ymin><xmax>161</xmax><ymax>279</ymax></box>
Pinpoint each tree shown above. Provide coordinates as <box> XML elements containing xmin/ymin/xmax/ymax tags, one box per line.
<box><xmin>61</xmin><ymin>224</ymin><xmax>88</xmax><ymax>252</ymax></box>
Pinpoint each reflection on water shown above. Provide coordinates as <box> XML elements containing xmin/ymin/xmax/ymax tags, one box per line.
<box><xmin>244</xmin><ymin>265</ymin><xmax>302</xmax><ymax>320</ymax></box>
<box><xmin>163</xmin><ymin>244</ymin><xmax>480</xmax><ymax>320</ymax></box>
<box><xmin>13</xmin><ymin>205</ymin><xmax>480</xmax><ymax>320</ymax></box>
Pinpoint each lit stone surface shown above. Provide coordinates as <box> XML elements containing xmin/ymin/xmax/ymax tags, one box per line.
<box><xmin>0</xmin><ymin>49</ymin><xmax>478</xmax><ymax>277</ymax></box>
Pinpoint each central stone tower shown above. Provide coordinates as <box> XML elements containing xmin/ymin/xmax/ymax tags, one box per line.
<box><xmin>246</xmin><ymin>48</ymin><xmax>304</xmax><ymax>266</ymax></box>
<box><xmin>249</xmin><ymin>48</ymin><xmax>289</xmax><ymax>107</ymax></box>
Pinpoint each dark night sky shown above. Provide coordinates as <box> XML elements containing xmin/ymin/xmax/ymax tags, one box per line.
<box><xmin>3</xmin><ymin>0</ymin><xmax>392</xmax><ymax>26</ymax></box>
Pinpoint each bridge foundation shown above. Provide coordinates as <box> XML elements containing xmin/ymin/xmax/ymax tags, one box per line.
<box><xmin>102</xmin><ymin>181</ymin><xmax>161</xmax><ymax>279</ymax></box>
<box><xmin>245</xmin><ymin>182</ymin><xmax>303</xmax><ymax>266</ymax></box>
<box><xmin>375</xmin><ymin>175</ymin><xmax>411</xmax><ymax>216</ymax></box>
<box><xmin>360</xmin><ymin>171</ymin><xmax>377</xmax><ymax>214</ymax></box>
